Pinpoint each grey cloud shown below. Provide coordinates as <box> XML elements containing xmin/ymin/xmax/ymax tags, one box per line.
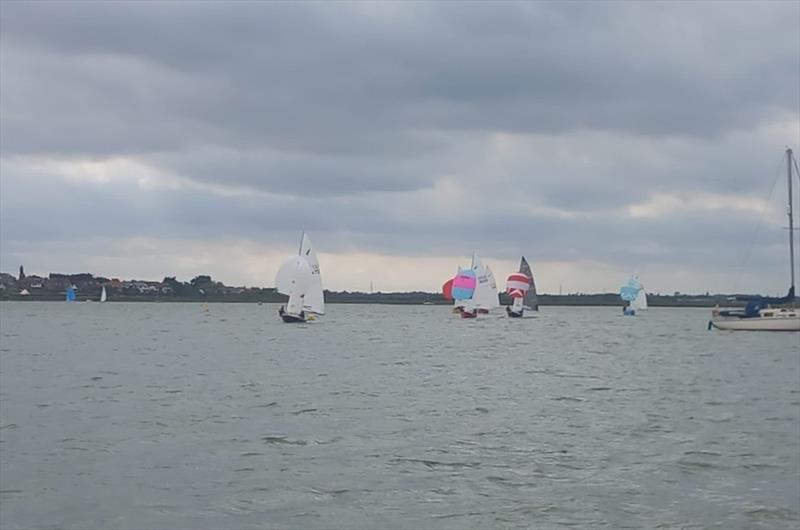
<box><xmin>1</xmin><ymin>1</ymin><xmax>797</xmax><ymax>291</ymax></box>
<box><xmin>3</xmin><ymin>1</ymin><xmax>797</xmax><ymax>155</ymax></box>
<box><xmin>0</xmin><ymin>166</ymin><xmax>785</xmax><ymax>271</ymax></box>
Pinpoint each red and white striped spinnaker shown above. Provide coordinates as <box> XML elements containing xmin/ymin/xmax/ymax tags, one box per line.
<box><xmin>506</xmin><ymin>273</ymin><xmax>531</xmax><ymax>298</ymax></box>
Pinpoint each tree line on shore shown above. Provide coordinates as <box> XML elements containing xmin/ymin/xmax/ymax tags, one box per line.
<box><xmin>0</xmin><ymin>269</ymin><xmax>739</xmax><ymax>307</ymax></box>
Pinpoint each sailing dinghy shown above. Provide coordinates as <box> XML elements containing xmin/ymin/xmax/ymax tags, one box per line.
<box><xmin>275</xmin><ymin>232</ymin><xmax>325</xmax><ymax>323</ymax></box>
<box><xmin>451</xmin><ymin>268</ymin><xmax>478</xmax><ymax>318</ymax></box>
<box><xmin>442</xmin><ymin>253</ymin><xmax>497</xmax><ymax>318</ymax></box>
<box><xmin>506</xmin><ymin>256</ymin><xmax>538</xmax><ymax>317</ymax></box>
<box><xmin>620</xmin><ymin>277</ymin><xmax>645</xmax><ymax>316</ymax></box>
<box><xmin>100</xmin><ymin>286</ymin><xmax>107</xmax><ymax>303</ymax></box>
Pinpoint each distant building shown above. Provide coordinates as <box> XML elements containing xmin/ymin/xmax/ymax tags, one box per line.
<box><xmin>18</xmin><ymin>265</ymin><xmax>25</xmax><ymax>281</ymax></box>
<box><xmin>18</xmin><ymin>275</ymin><xmax>44</xmax><ymax>290</ymax></box>
<box><xmin>122</xmin><ymin>280</ymin><xmax>163</xmax><ymax>294</ymax></box>
<box><xmin>68</xmin><ymin>273</ymin><xmax>94</xmax><ymax>284</ymax></box>
<box><xmin>44</xmin><ymin>276</ymin><xmax>72</xmax><ymax>292</ymax></box>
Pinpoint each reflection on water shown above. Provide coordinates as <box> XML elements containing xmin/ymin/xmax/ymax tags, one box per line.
<box><xmin>0</xmin><ymin>302</ymin><xmax>798</xmax><ymax>529</ymax></box>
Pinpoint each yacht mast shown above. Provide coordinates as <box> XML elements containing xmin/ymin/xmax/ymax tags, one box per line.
<box><xmin>788</xmin><ymin>148</ymin><xmax>795</xmax><ymax>300</ymax></box>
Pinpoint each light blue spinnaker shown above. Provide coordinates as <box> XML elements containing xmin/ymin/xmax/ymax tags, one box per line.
<box><xmin>619</xmin><ymin>277</ymin><xmax>641</xmax><ymax>302</ymax></box>
<box><xmin>66</xmin><ymin>286</ymin><xmax>76</xmax><ymax>302</ymax></box>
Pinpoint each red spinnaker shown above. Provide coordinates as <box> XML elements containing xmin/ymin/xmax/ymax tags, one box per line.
<box><xmin>442</xmin><ymin>278</ymin><xmax>454</xmax><ymax>300</ymax></box>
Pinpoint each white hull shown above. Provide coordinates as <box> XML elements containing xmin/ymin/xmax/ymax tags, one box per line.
<box><xmin>711</xmin><ymin>314</ymin><xmax>800</xmax><ymax>331</ymax></box>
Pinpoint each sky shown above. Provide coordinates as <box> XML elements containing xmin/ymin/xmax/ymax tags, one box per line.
<box><xmin>1</xmin><ymin>0</ymin><xmax>799</xmax><ymax>295</ymax></box>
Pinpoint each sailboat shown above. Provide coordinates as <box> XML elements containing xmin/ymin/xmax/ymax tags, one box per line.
<box><xmin>472</xmin><ymin>254</ymin><xmax>499</xmax><ymax>314</ymax></box>
<box><xmin>451</xmin><ymin>267</ymin><xmax>478</xmax><ymax>318</ymax></box>
<box><xmin>506</xmin><ymin>256</ymin><xmax>538</xmax><ymax>317</ymax></box>
<box><xmin>710</xmin><ymin>148</ymin><xmax>799</xmax><ymax>331</ymax></box>
<box><xmin>619</xmin><ymin>276</ymin><xmax>645</xmax><ymax>316</ymax></box>
<box><xmin>275</xmin><ymin>232</ymin><xmax>325</xmax><ymax>323</ymax></box>
<box><xmin>442</xmin><ymin>253</ymin><xmax>497</xmax><ymax>318</ymax></box>
<box><xmin>99</xmin><ymin>285</ymin><xmax>107</xmax><ymax>303</ymax></box>
<box><xmin>65</xmin><ymin>286</ymin><xmax>76</xmax><ymax>302</ymax></box>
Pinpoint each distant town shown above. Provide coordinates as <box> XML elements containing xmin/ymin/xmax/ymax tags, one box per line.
<box><xmin>0</xmin><ymin>265</ymin><xmax>747</xmax><ymax>307</ymax></box>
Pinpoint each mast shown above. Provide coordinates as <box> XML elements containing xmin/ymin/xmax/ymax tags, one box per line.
<box><xmin>788</xmin><ymin>148</ymin><xmax>795</xmax><ymax>300</ymax></box>
<box><xmin>298</xmin><ymin>231</ymin><xmax>305</xmax><ymax>256</ymax></box>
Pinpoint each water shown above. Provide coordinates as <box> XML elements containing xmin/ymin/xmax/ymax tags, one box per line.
<box><xmin>0</xmin><ymin>302</ymin><xmax>798</xmax><ymax>529</ymax></box>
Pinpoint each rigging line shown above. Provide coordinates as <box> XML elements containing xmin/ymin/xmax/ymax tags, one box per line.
<box><xmin>737</xmin><ymin>153</ymin><xmax>785</xmax><ymax>274</ymax></box>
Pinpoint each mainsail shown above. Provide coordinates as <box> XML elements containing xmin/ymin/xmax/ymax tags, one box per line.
<box><xmin>299</xmin><ymin>233</ymin><xmax>325</xmax><ymax>315</ymax></box>
<box><xmin>472</xmin><ymin>255</ymin><xmax>499</xmax><ymax>310</ymax></box>
<box><xmin>519</xmin><ymin>256</ymin><xmax>538</xmax><ymax>310</ymax></box>
<box><xmin>100</xmin><ymin>286</ymin><xmax>107</xmax><ymax>303</ymax></box>
<box><xmin>633</xmin><ymin>286</ymin><xmax>648</xmax><ymax>311</ymax></box>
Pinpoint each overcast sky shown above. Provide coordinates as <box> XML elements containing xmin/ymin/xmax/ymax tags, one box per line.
<box><xmin>1</xmin><ymin>0</ymin><xmax>799</xmax><ymax>294</ymax></box>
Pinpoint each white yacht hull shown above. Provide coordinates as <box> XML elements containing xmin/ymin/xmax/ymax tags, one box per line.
<box><xmin>710</xmin><ymin>314</ymin><xmax>800</xmax><ymax>331</ymax></box>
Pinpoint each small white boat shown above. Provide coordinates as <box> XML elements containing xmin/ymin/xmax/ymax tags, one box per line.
<box><xmin>709</xmin><ymin>148</ymin><xmax>799</xmax><ymax>331</ymax></box>
<box><xmin>275</xmin><ymin>232</ymin><xmax>325</xmax><ymax>323</ymax></box>
<box><xmin>99</xmin><ymin>286</ymin><xmax>107</xmax><ymax>303</ymax></box>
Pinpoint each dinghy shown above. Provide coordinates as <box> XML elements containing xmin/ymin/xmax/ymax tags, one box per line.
<box><xmin>452</xmin><ymin>268</ymin><xmax>478</xmax><ymax>318</ymax></box>
<box><xmin>99</xmin><ymin>285</ymin><xmax>107</xmax><ymax>303</ymax></box>
<box><xmin>65</xmin><ymin>286</ymin><xmax>76</xmax><ymax>302</ymax></box>
<box><xmin>620</xmin><ymin>277</ymin><xmax>644</xmax><ymax>316</ymax></box>
<box><xmin>275</xmin><ymin>232</ymin><xmax>325</xmax><ymax>323</ymax></box>
<box><xmin>506</xmin><ymin>256</ymin><xmax>537</xmax><ymax>317</ymax></box>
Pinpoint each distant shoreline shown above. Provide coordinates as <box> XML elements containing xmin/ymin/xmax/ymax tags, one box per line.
<box><xmin>1</xmin><ymin>271</ymin><xmax>760</xmax><ymax>308</ymax></box>
<box><xmin>0</xmin><ymin>294</ymin><xmax>735</xmax><ymax>308</ymax></box>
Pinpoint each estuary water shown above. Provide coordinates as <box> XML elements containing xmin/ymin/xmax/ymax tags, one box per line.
<box><xmin>0</xmin><ymin>302</ymin><xmax>798</xmax><ymax>529</ymax></box>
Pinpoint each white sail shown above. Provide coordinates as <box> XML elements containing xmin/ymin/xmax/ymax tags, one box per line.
<box><xmin>299</xmin><ymin>233</ymin><xmax>324</xmax><ymax>314</ymax></box>
<box><xmin>633</xmin><ymin>287</ymin><xmax>648</xmax><ymax>311</ymax></box>
<box><xmin>276</xmin><ymin>256</ymin><xmax>306</xmax><ymax>295</ymax></box>
<box><xmin>100</xmin><ymin>286</ymin><xmax>107</xmax><ymax>303</ymax></box>
<box><xmin>472</xmin><ymin>255</ymin><xmax>499</xmax><ymax>310</ymax></box>
<box><xmin>276</xmin><ymin>255</ymin><xmax>313</xmax><ymax>316</ymax></box>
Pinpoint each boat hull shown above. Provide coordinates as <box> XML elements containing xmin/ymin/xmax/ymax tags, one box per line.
<box><xmin>506</xmin><ymin>306</ymin><xmax>523</xmax><ymax>318</ymax></box>
<box><xmin>710</xmin><ymin>316</ymin><xmax>800</xmax><ymax>331</ymax></box>
<box><xmin>278</xmin><ymin>306</ymin><xmax>306</xmax><ymax>323</ymax></box>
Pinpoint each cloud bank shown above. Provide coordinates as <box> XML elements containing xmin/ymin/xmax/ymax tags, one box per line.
<box><xmin>1</xmin><ymin>1</ymin><xmax>798</xmax><ymax>293</ymax></box>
